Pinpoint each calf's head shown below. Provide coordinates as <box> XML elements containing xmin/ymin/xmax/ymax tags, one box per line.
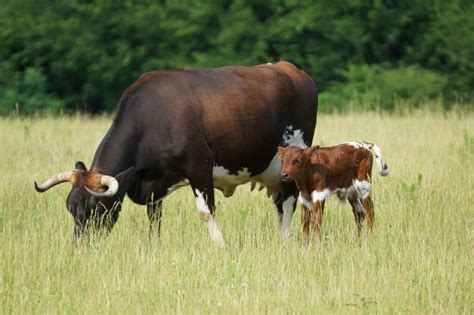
<box><xmin>277</xmin><ymin>146</ymin><xmax>309</xmax><ymax>182</ymax></box>
<box><xmin>34</xmin><ymin>161</ymin><xmax>135</xmax><ymax>238</ymax></box>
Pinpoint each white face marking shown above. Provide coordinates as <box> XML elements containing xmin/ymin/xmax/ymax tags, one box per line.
<box><xmin>298</xmin><ymin>194</ymin><xmax>313</xmax><ymax>210</ymax></box>
<box><xmin>283</xmin><ymin>126</ymin><xmax>308</xmax><ymax>148</ymax></box>
<box><xmin>280</xmin><ymin>196</ymin><xmax>296</xmax><ymax>240</ymax></box>
<box><xmin>311</xmin><ymin>189</ymin><xmax>333</xmax><ymax>202</ymax></box>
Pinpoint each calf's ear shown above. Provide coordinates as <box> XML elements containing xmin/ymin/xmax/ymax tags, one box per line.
<box><xmin>304</xmin><ymin>146</ymin><xmax>319</xmax><ymax>162</ymax></box>
<box><xmin>277</xmin><ymin>146</ymin><xmax>286</xmax><ymax>158</ymax></box>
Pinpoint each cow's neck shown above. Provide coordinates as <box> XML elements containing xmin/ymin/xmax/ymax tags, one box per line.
<box><xmin>90</xmin><ymin>124</ymin><xmax>137</xmax><ymax>176</ymax></box>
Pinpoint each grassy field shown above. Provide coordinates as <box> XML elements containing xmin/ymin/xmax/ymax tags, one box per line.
<box><xmin>1</xmin><ymin>111</ymin><xmax>472</xmax><ymax>313</ymax></box>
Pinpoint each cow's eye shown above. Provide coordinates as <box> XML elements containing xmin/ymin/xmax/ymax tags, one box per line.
<box><xmin>293</xmin><ymin>159</ymin><xmax>302</xmax><ymax>166</ymax></box>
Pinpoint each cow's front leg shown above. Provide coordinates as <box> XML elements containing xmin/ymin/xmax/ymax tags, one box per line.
<box><xmin>192</xmin><ymin>187</ymin><xmax>225</xmax><ymax>247</ymax></box>
<box><xmin>147</xmin><ymin>199</ymin><xmax>163</xmax><ymax>237</ymax></box>
<box><xmin>275</xmin><ymin>181</ymin><xmax>298</xmax><ymax>240</ymax></box>
<box><xmin>185</xmin><ymin>159</ymin><xmax>225</xmax><ymax>247</ymax></box>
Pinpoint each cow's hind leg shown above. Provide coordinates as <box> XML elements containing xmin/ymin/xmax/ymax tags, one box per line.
<box><xmin>147</xmin><ymin>199</ymin><xmax>163</xmax><ymax>237</ymax></box>
<box><xmin>275</xmin><ymin>181</ymin><xmax>298</xmax><ymax>240</ymax></box>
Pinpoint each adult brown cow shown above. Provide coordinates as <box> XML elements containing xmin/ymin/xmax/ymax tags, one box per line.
<box><xmin>34</xmin><ymin>61</ymin><xmax>317</xmax><ymax>246</ymax></box>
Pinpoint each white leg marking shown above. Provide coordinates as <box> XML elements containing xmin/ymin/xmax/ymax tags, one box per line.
<box><xmin>353</xmin><ymin>180</ymin><xmax>371</xmax><ymax>199</ymax></box>
<box><xmin>206</xmin><ymin>217</ymin><xmax>225</xmax><ymax>248</ymax></box>
<box><xmin>354</xmin><ymin>199</ymin><xmax>365</xmax><ymax>214</ymax></box>
<box><xmin>280</xmin><ymin>196</ymin><xmax>296</xmax><ymax>240</ymax></box>
<box><xmin>311</xmin><ymin>189</ymin><xmax>332</xmax><ymax>202</ymax></box>
<box><xmin>298</xmin><ymin>194</ymin><xmax>313</xmax><ymax>211</ymax></box>
<box><xmin>195</xmin><ymin>189</ymin><xmax>210</xmax><ymax>218</ymax></box>
<box><xmin>194</xmin><ymin>189</ymin><xmax>225</xmax><ymax>247</ymax></box>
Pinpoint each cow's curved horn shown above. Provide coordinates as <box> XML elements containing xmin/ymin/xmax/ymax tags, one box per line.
<box><xmin>34</xmin><ymin>171</ymin><xmax>74</xmax><ymax>192</ymax></box>
<box><xmin>85</xmin><ymin>175</ymin><xmax>119</xmax><ymax>198</ymax></box>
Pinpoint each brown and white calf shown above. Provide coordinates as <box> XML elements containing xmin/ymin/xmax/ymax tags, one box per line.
<box><xmin>278</xmin><ymin>141</ymin><xmax>389</xmax><ymax>245</ymax></box>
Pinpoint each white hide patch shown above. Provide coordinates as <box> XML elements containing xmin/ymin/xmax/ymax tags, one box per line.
<box><xmin>213</xmin><ymin>126</ymin><xmax>308</xmax><ymax>196</ymax></box>
<box><xmin>353</xmin><ymin>199</ymin><xmax>365</xmax><ymax>214</ymax></box>
<box><xmin>206</xmin><ymin>217</ymin><xmax>225</xmax><ymax>247</ymax></box>
<box><xmin>298</xmin><ymin>194</ymin><xmax>313</xmax><ymax>211</ymax></box>
<box><xmin>280</xmin><ymin>196</ymin><xmax>296</xmax><ymax>240</ymax></box>
<box><xmin>344</xmin><ymin>141</ymin><xmax>371</xmax><ymax>150</ymax></box>
<box><xmin>298</xmin><ymin>180</ymin><xmax>372</xmax><ymax>208</ymax></box>
<box><xmin>353</xmin><ymin>180</ymin><xmax>372</xmax><ymax>199</ymax></box>
<box><xmin>283</xmin><ymin>126</ymin><xmax>308</xmax><ymax>148</ymax></box>
<box><xmin>195</xmin><ymin>189</ymin><xmax>211</xmax><ymax>217</ymax></box>
<box><xmin>195</xmin><ymin>189</ymin><xmax>225</xmax><ymax>247</ymax></box>
<box><xmin>311</xmin><ymin>189</ymin><xmax>332</xmax><ymax>202</ymax></box>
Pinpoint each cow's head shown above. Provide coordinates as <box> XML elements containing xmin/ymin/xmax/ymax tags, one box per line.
<box><xmin>34</xmin><ymin>161</ymin><xmax>135</xmax><ymax>238</ymax></box>
<box><xmin>278</xmin><ymin>146</ymin><xmax>309</xmax><ymax>182</ymax></box>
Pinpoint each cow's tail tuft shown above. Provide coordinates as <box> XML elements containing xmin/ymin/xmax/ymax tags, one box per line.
<box><xmin>367</xmin><ymin>142</ymin><xmax>390</xmax><ymax>176</ymax></box>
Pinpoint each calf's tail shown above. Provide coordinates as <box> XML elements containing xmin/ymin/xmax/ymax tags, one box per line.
<box><xmin>366</xmin><ymin>142</ymin><xmax>390</xmax><ymax>176</ymax></box>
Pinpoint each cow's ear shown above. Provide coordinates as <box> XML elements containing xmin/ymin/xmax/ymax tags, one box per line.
<box><xmin>305</xmin><ymin>146</ymin><xmax>319</xmax><ymax>163</ymax></box>
<box><xmin>277</xmin><ymin>146</ymin><xmax>286</xmax><ymax>158</ymax></box>
<box><xmin>115</xmin><ymin>167</ymin><xmax>136</xmax><ymax>193</ymax></box>
<box><xmin>75</xmin><ymin>161</ymin><xmax>88</xmax><ymax>171</ymax></box>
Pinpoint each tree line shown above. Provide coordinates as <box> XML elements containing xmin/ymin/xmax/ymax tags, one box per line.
<box><xmin>0</xmin><ymin>0</ymin><xmax>473</xmax><ymax>114</ymax></box>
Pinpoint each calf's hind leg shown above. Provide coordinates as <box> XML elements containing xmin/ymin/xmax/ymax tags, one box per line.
<box><xmin>362</xmin><ymin>195</ymin><xmax>374</xmax><ymax>231</ymax></box>
<box><xmin>349</xmin><ymin>197</ymin><xmax>365</xmax><ymax>235</ymax></box>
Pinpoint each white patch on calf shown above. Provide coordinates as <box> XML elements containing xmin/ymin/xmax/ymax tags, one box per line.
<box><xmin>344</xmin><ymin>141</ymin><xmax>371</xmax><ymax>150</ymax></box>
<box><xmin>311</xmin><ymin>189</ymin><xmax>332</xmax><ymax>202</ymax></box>
<box><xmin>353</xmin><ymin>180</ymin><xmax>371</xmax><ymax>199</ymax></box>
<box><xmin>354</xmin><ymin>199</ymin><xmax>365</xmax><ymax>214</ymax></box>
<box><xmin>298</xmin><ymin>194</ymin><xmax>313</xmax><ymax>210</ymax></box>
<box><xmin>280</xmin><ymin>196</ymin><xmax>296</xmax><ymax>240</ymax></box>
<box><xmin>194</xmin><ymin>189</ymin><xmax>225</xmax><ymax>247</ymax></box>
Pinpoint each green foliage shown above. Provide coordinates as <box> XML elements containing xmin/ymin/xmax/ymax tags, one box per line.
<box><xmin>320</xmin><ymin>64</ymin><xmax>448</xmax><ymax>111</ymax></box>
<box><xmin>0</xmin><ymin>0</ymin><xmax>473</xmax><ymax>114</ymax></box>
<box><xmin>0</xmin><ymin>66</ymin><xmax>63</xmax><ymax>115</ymax></box>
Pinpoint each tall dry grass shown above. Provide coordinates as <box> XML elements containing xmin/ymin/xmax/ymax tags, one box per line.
<box><xmin>1</xmin><ymin>110</ymin><xmax>472</xmax><ymax>313</ymax></box>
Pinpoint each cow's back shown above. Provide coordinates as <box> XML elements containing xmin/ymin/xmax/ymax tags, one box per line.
<box><xmin>114</xmin><ymin>61</ymin><xmax>317</xmax><ymax>176</ymax></box>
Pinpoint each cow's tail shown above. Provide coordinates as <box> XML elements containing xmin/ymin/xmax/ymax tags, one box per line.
<box><xmin>365</xmin><ymin>142</ymin><xmax>390</xmax><ymax>176</ymax></box>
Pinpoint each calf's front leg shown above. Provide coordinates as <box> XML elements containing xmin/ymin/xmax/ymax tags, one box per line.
<box><xmin>310</xmin><ymin>200</ymin><xmax>325</xmax><ymax>246</ymax></box>
<box><xmin>300</xmin><ymin>204</ymin><xmax>311</xmax><ymax>245</ymax></box>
